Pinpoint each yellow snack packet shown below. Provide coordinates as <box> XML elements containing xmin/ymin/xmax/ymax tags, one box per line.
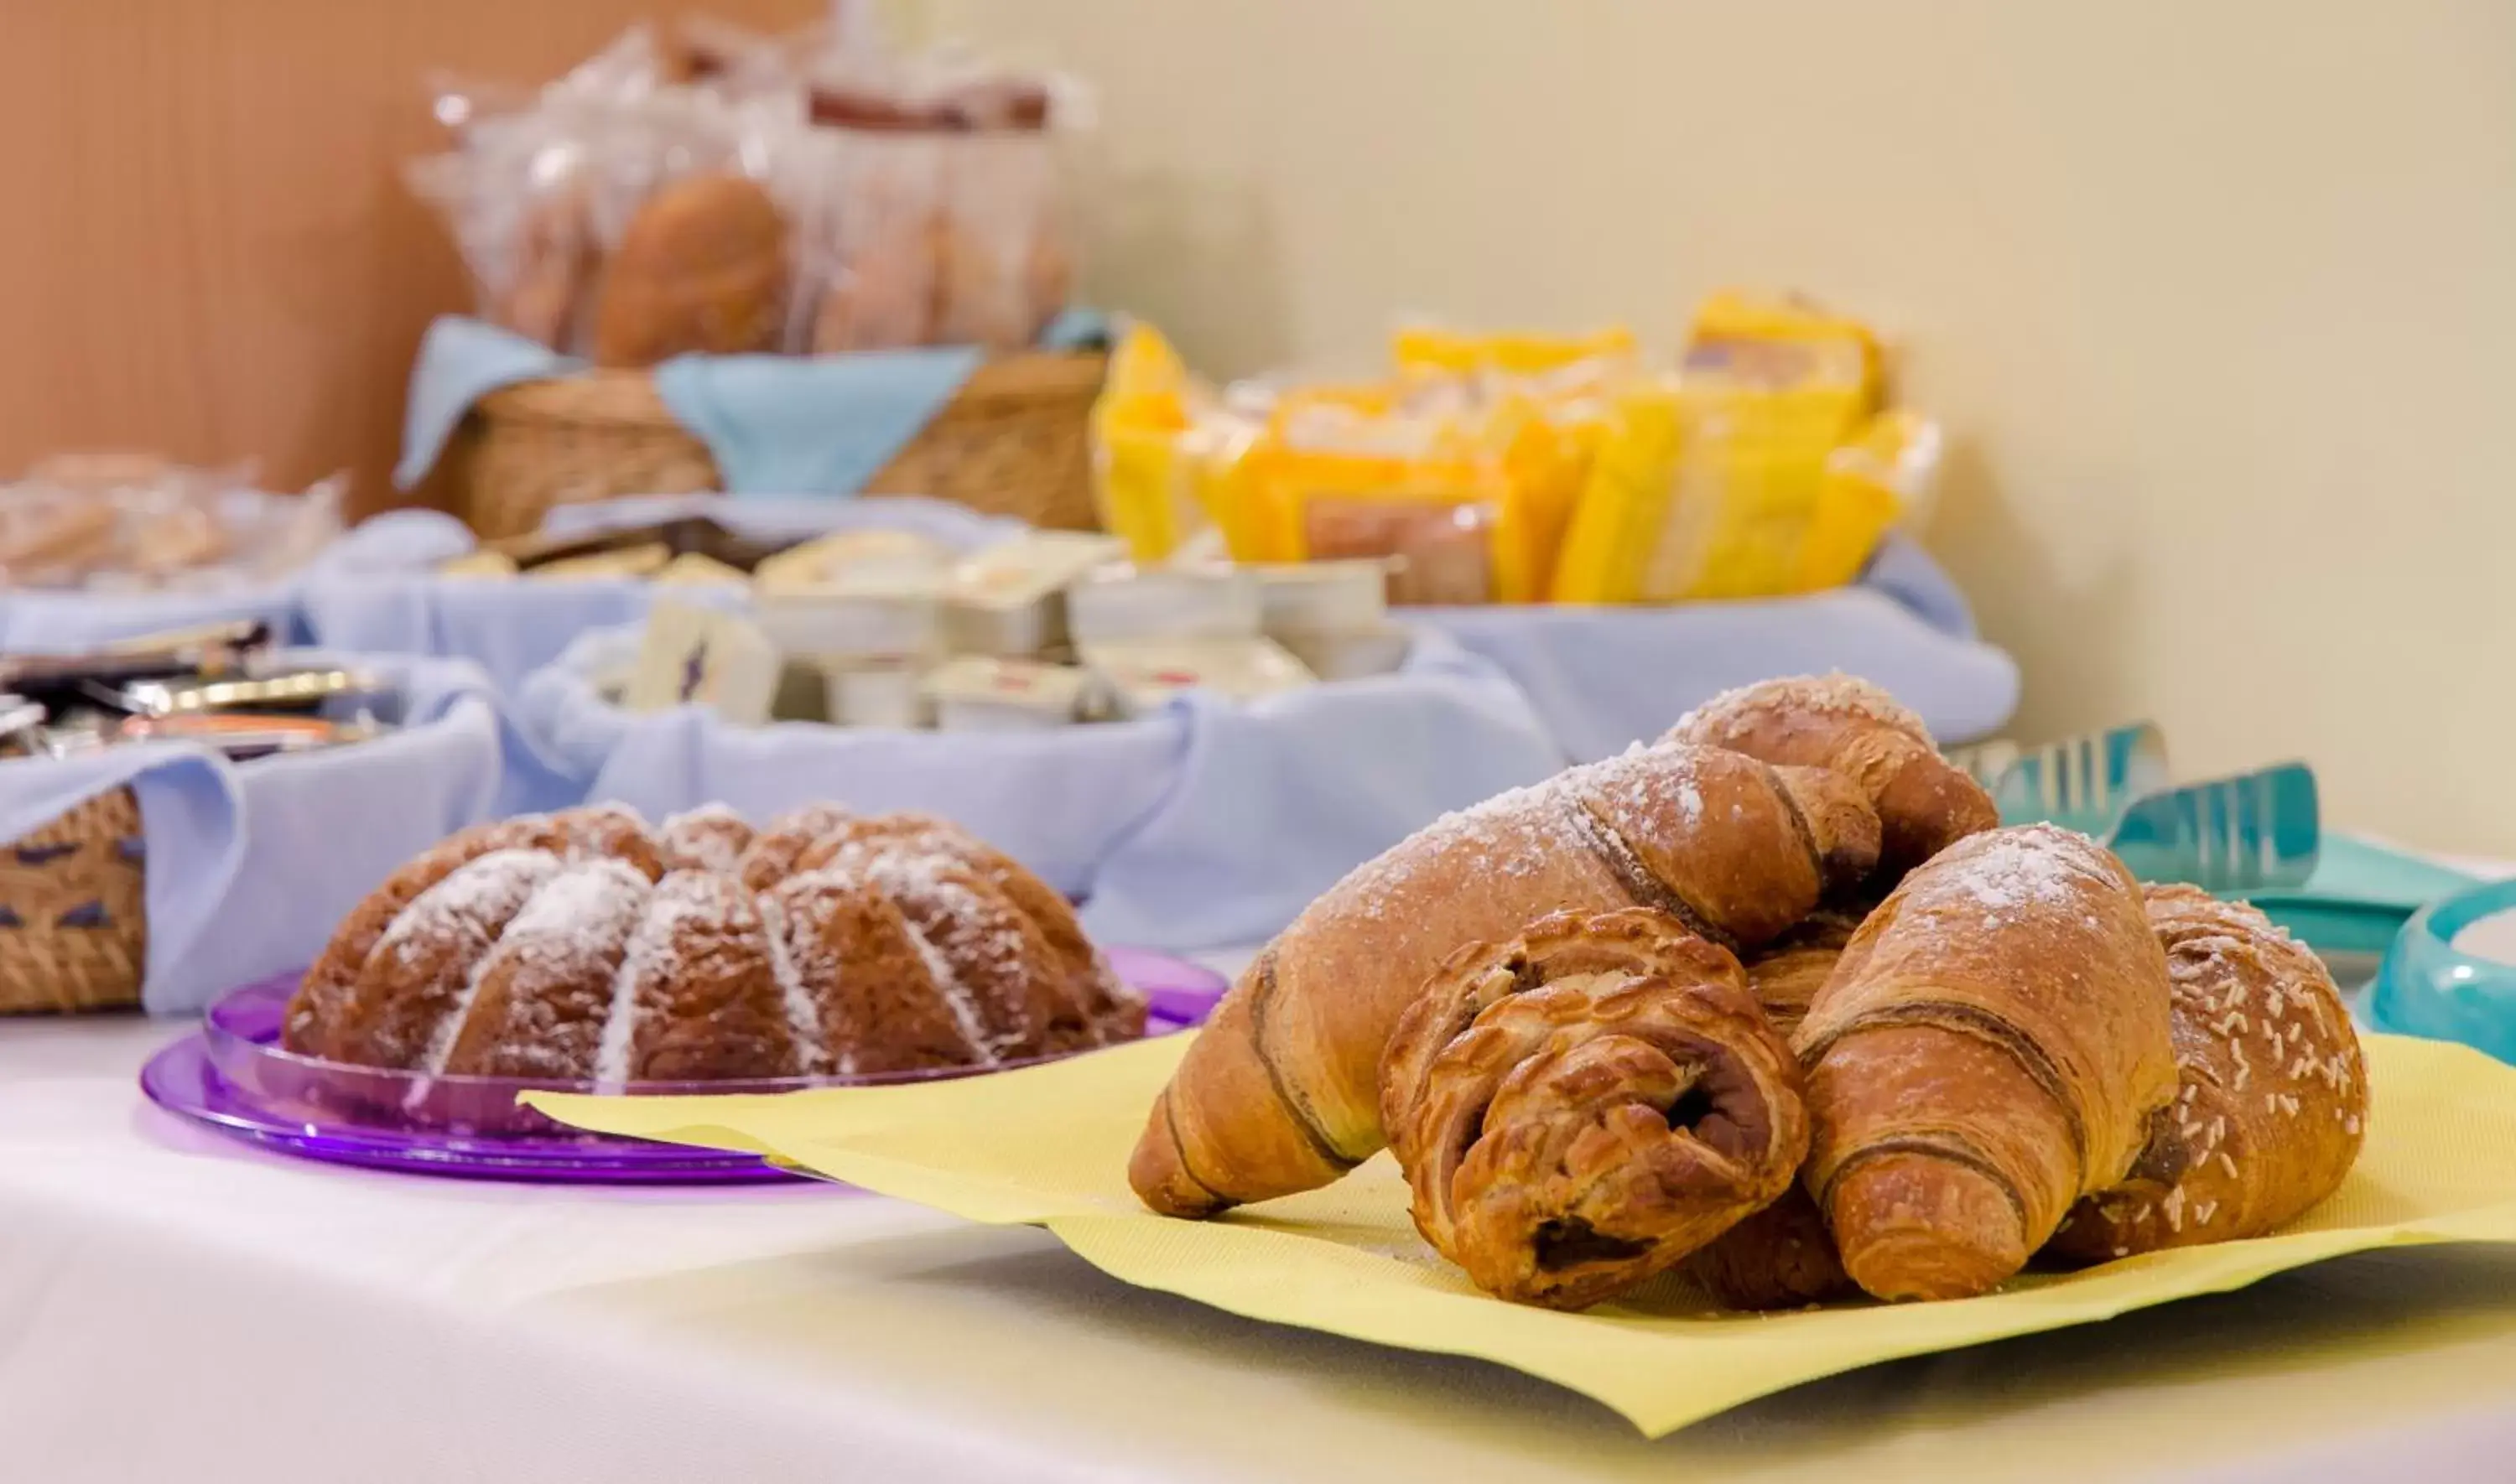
<box><xmin>1800</xmin><ymin>409</ymin><xmax>1943</xmax><ymax>592</ymax></box>
<box><xmin>1682</xmin><ymin>289</ymin><xmax>1884</xmax><ymax>410</ymax></box>
<box><xmin>1089</xmin><ymin>323</ymin><xmax>1205</xmax><ymax>564</ymax></box>
<box><xmin>1552</xmin><ymin>293</ymin><xmax>1904</xmax><ymax>603</ymax></box>
<box><xmin>1391</xmin><ymin>323</ymin><xmax>1637</xmax><ymax>379</ymax></box>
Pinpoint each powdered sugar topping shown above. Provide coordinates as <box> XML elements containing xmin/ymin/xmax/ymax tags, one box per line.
<box><xmin>1915</xmin><ymin>824</ymin><xmax>2112</xmax><ymax>916</ymax></box>
<box><xmin>377</xmin><ymin>848</ymin><xmax>563</xmax><ymax>968</ymax></box>
<box><xmin>428</xmin><ymin>859</ymin><xmax>652</xmax><ymax>1078</ymax></box>
<box><xmin>659</xmin><ymin>802</ymin><xmax>753</xmax><ymax>873</ymax></box>
<box><xmin>1331</xmin><ymin>742</ymin><xmax>1713</xmax><ymax>929</ymax></box>
<box><xmin>1672</xmin><ymin>672</ymin><xmax>1931</xmax><ymax>745</ymax></box>
<box><xmin>756</xmin><ymin>894</ymin><xmax>832</xmax><ymax>1077</ymax></box>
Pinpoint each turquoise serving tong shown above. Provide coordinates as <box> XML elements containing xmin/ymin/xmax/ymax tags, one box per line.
<box><xmin>1949</xmin><ymin>721</ymin><xmax>2171</xmax><ymax>836</ymax></box>
<box><xmin>2104</xmin><ymin>762</ymin><xmax>2321</xmax><ymax>895</ymax></box>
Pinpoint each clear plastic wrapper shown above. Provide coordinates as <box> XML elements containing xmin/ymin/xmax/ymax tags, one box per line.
<box><xmin>932</xmin><ymin>132</ymin><xmax>1067</xmax><ymax>351</ymax></box>
<box><xmin>0</xmin><ymin>458</ymin><xmax>345</xmax><ymax>592</ymax></box>
<box><xmin>410</xmin><ymin>16</ymin><xmax>1083</xmax><ymax>361</ymax></box>
<box><xmin>795</xmin><ymin>130</ymin><xmax>945</xmax><ymax>353</ymax></box>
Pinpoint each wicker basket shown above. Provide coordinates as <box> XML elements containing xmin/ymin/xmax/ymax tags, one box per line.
<box><xmin>445</xmin><ymin>350</ymin><xmax>1108</xmax><ymax>540</ymax></box>
<box><xmin>0</xmin><ymin>786</ymin><xmax>147</xmax><ymax>1014</ymax></box>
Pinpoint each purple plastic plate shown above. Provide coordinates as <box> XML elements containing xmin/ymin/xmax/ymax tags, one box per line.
<box><xmin>139</xmin><ymin>944</ymin><xmax>1226</xmax><ymax>1185</ymax></box>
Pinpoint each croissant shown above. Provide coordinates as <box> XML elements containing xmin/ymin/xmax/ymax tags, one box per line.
<box><xmin>1686</xmin><ymin>911</ymin><xmax>1867</xmax><ymax>1310</ymax></box>
<box><xmin>1666</xmin><ymin>673</ymin><xmax>1998</xmax><ymax>882</ymax></box>
<box><xmin>1687</xmin><ymin>1188</ymin><xmax>1850</xmax><ymax>1310</ymax></box>
<box><xmin>1380</xmin><ymin>910</ymin><xmax>1808</xmax><ymax>1309</ymax></box>
<box><xmin>1741</xmin><ymin>907</ymin><xmax>1864</xmax><ymax>1040</ymax></box>
<box><xmin>1128</xmin><ymin>742</ymin><xmax>1884</xmax><ymax>1217</ymax></box>
<box><xmin>2046</xmin><ymin>885</ymin><xmax>2368</xmax><ymax>1263</ymax></box>
<box><xmin>1795</xmin><ymin>824</ymin><xmax>2177</xmax><ymax>1300</ymax></box>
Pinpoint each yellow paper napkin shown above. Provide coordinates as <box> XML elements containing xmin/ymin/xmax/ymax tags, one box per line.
<box><xmin>528</xmin><ymin>1032</ymin><xmax>2516</xmax><ymax>1438</ymax></box>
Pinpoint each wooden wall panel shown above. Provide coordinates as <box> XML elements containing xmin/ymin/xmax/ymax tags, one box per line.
<box><xmin>0</xmin><ymin>0</ymin><xmax>819</xmax><ymax>516</ymax></box>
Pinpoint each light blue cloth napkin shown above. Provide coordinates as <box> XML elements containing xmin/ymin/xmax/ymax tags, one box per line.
<box><xmin>1409</xmin><ymin>536</ymin><xmax>2020</xmax><ymax>761</ymax></box>
<box><xmin>396</xmin><ymin>309</ymin><xmax>1110</xmax><ymax>494</ymax></box>
<box><xmin>1077</xmin><ymin>637</ymin><xmax>1568</xmax><ymax>949</ymax></box>
<box><xmin>395</xmin><ymin>317</ymin><xmax>580</xmax><ymax>491</ymax></box>
<box><xmin>0</xmin><ymin>510</ymin><xmax>475</xmax><ymax>654</ymax></box>
<box><xmin>653</xmin><ymin>347</ymin><xmax>983</xmax><ymax>496</ymax></box>
<box><xmin>514</xmin><ymin>625</ymin><xmax>1563</xmax><ymax>947</ymax></box>
<box><xmin>0</xmin><ymin>651</ymin><xmax>518</xmax><ymax>1014</ymax></box>
<box><xmin>299</xmin><ymin>496</ymin><xmax>1016</xmax><ymax>701</ymax></box>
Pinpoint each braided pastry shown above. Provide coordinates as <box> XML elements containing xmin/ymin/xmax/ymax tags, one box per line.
<box><xmin>2046</xmin><ymin>885</ymin><xmax>2368</xmax><ymax>1263</ymax></box>
<box><xmin>1128</xmin><ymin>741</ymin><xmax>1882</xmax><ymax>1218</ymax></box>
<box><xmin>1796</xmin><ymin>824</ymin><xmax>2177</xmax><ymax>1300</ymax></box>
<box><xmin>1380</xmin><ymin>910</ymin><xmax>1809</xmax><ymax>1310</ymax></box>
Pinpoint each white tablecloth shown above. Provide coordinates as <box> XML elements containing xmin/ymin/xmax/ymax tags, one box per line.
<box><xmin>6</xmin><ymin>980</ymin><xmax>2516</xmax><ymax>1481</ymax></box>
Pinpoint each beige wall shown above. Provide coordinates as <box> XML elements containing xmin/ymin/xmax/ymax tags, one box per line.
<box><xmin>918</xmin><ymin>0</ymin><xmax>2516</xmax><ymax>854</ymax></box>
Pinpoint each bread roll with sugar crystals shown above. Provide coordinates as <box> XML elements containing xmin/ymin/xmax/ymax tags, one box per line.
<box><xmin>2046</xmin><ymin>885</ymin><xmax>2368</xmax><ymax>1263</ymax></box>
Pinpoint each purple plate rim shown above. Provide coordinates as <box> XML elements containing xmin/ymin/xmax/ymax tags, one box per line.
<box><xmin>143</xmin><ymin>943</ymin><xmax>1226</xmax><ymax>1185</ymax></box>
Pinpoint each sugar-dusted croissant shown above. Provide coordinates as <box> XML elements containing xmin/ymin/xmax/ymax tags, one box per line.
<box><xmin>1667</xmin><ymin>673</ymin><xmax>1998</xmax><ymax>881</ymax></box>
<box><xmin>1128</xmin><ymin>743</ymin><xmax>1883</xmax><ymax>1217</ymax></box>
<box><xmin>2046</xmin><ymin>885</ymin><xmax>2368</xmax><ymax>1263</ymax></box>
<box><xmin>1380</xmin><ymin>909</ymin><xmax>1809</xmax><ymax>1309</ymax></box>
<box><xmin>1796</xmin><ymin>825</ymin><xmax>2177</xmax><ymax>1300</ymax></box>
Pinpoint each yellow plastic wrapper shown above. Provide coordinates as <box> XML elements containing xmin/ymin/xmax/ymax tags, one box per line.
<box><xmin>1549</xmin><ymin>293</ymin><xmax>1929</xmax><ymax>604</ymax></box>
<box><xmin>530</xmin><ymin>1030</ymin><xmax>2516</xmax><ymax>1440</ymax></box>
<box><xmin>1089</xmin><ymin>323</ymin><xmax>1208</xmax><ymax>564</ymax></box>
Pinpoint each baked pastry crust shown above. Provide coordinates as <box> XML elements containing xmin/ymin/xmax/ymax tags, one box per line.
<box><xmin>2047</xmin><ymin>885</ymin><xmax>2368</xmax><ymax>1263</ymax></box>
<box><xmin>1381</xmin><ymin>909</ymin><xmax>1808</xmax><ymax>1310</ymax></box>
<box><xmin>282</xmin><ymin>802</ymin><xmax>1115</xmax><ymax>1084</ymax></box>
<box><xmin>1796</xmin><ymin>825</ymin><xmax>2177</xmax><ymax>1300</ymax></box>
<box><xmin>1130</xmin><ymin>743</ymin><xmax>1882</xmax><ymax>1219</ymax></box>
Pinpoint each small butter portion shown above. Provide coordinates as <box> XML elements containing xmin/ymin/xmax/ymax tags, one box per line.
<box><xmin>654</xmin><ymin>552</ymin><xmax>751</xmax><ymax>586</ymax></box>
<box><xmin>1276</xmin><ymin>625</ymin><xmax>1411</xmax><ymax>681</ymax></box>
<box><xmin>1067</xmin><ymin>564</ymin><xmax>1262</xmax><ymax>647</ymax></box>
<box><xmin>754</xmin><ymin>529</ymin><xmax>956</xmax><ymax>596</ymax></box>
<box><xmin>436</xmin><ymin>549</ymin><xmax>522</xmax><ymax>579</ymax></box>
<box><xmin>1082</xmin><ymin>636</ymin><xmax>1315</xmax><ymax>717</ymax></box>
<box><xmin>1251</xmin><ymin>558</ymin><xmax>1390</xmax><ymax>637</ymax></box>
<box><xmin>756</xmin><ymin>587</ymin><xmax>944</xmax><ymax>662</ymax></box>
<box><xmin>818</xmin><ymin>657</ymin><xmax>929</xmax><ymax>729</ymax></box>
<box><xmin>925</xmin><ymin>656</ymin><xmax>1090</xmax><ymax>731</ymax></box>
<box><xmin>528</xmin><ymin>542</ymin><xmax>672</xmax><ymax>582</ymax></box>
<box><xmin>944</xmin><ymin>532</ymin><xmax>1127</xmax><ymax>656</ymax></box>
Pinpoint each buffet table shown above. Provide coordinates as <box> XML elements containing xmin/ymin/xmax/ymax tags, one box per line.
<box><xmin>6</xmin><ymin>947</ymin><xmax>2516</xmax><ymax>1483</ymax></box>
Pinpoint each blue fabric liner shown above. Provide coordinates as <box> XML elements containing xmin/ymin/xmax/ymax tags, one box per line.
<box><xmin>0</xmin><ymin>651</ymin><xmax>522</xmax><ymax>1014</ymax></box>
<box><xmin>513</xmin><ymin>625</ymin><xmax>1567</xmax><ymax>951</ymax></box>
<box><xmin>299</xmin><ymin>496</ymin><xmax>1016</xmax><ymax>698</ymax></box>
<box><xmin>1402</xmin><ymin>536</ymin><xmax>2018</xmax><ymax>760</ymax></box>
